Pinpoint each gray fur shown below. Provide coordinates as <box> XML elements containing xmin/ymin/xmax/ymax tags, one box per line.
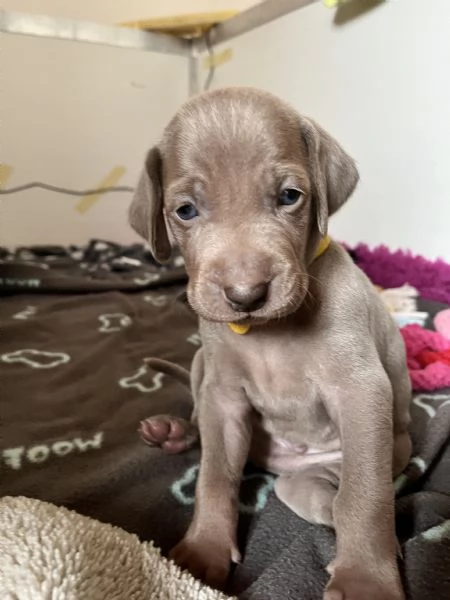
<box><xmin>131</xmin><ymin>87</ymin><xmax>411</xmax><ymax>600</ymax></box>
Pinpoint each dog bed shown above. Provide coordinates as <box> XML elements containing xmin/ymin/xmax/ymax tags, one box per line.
<box><xmin>1</xmin><ymin>241</ymin><xmax>449</xmax><ymax>600</ymax></box>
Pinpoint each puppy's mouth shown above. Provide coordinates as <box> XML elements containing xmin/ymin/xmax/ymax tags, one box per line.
<box><xmin>187</xmin><ymin>280</ymin><xmax>309</xmax><ymax>325</ymax></box>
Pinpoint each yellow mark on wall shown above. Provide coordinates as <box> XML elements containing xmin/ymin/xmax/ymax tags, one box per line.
<box><xmin>203</xmin><ymin>47</ymin><xmax>233</xmax><ymax>70</ymax></box>
<box><xmin>0</xmin><ymin>164</ymin><xmax>13</xmax><ymax>188</ymax></box>
<box><xmin>324</xmin><ymin>0</ymin><xmax>359</xmax><ymax>6</ymax></box>
<box><xmin>76</xmin><ymin>166</ymin><xmax>126</xmax><ymax>214</ymax></box>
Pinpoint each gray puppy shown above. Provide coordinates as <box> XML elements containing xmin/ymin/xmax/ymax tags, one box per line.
<box><xmin>130</xmin><ymin>87</ymin><xmax>411</xmax><ymax>600</ymax></box>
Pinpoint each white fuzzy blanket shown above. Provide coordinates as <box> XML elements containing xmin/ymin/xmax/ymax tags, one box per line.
<box><xmin>0</xmin><ymin>496</ymin><xmax>234</xmax><ymax>600</ymax></box>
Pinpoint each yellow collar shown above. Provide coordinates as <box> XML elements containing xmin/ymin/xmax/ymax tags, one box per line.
<box><xmin>314</xmin><ymin>235</ymin><xmax>331</xmax><ymax>259</ymax></box>
<box><xmin>227</xmin><ymin>236</ymin><xmax>331</xmax><ymax>335</ymax></box>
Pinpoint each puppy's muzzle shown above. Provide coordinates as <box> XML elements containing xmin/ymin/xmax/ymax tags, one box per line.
<box><xmin>224</xmin><ymin>282</ymin><xmax>269</xmax><ymax>313</ymax></box>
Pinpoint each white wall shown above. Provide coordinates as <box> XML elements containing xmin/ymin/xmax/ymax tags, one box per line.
<box><xmin>4</xmin><ymin>0</ymin><xmax>449</xmax><ymax>258</ymax></box>
<box><xmin>0</xmin><ymin>1</ymin><xmax>256</xmax><ymax>246</ymax></box>
<box><xmin>1</xmin><ymin>34</ymin><xmax>187</xmax><ymax>246</ymax></box>
<box><xmin>202</xmin><ymin>0</ymin><xmax>450</xmax><ymax>260</ymax></box>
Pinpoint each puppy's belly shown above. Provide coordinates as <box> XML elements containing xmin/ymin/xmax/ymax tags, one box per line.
<box><xmin>249</xmin><ymin>422</ymin><xmax>342</xmax><ymax>475</ymax></box>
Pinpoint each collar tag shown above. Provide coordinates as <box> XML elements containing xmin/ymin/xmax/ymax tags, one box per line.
<box><xmin>227</xmin><ymin>322</ymin><xmax>251</xmax><ymax>335</ymax></box>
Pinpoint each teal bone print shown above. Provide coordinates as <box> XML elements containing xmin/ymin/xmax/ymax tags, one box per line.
<box><xmin>171</xmin><ymin>464</ymin><xmax>275</xmax><ymax>514</ymax></box>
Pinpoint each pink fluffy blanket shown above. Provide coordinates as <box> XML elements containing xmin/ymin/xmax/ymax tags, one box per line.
<box><xmin>349</xmin><ymin>244</ymin><xmax>450</xmax><ymax>306</ymax></box>
<box><xmin>401</xmin><ymin>324</ymin><xmax>450</xmax><ymax>391</ymax></box>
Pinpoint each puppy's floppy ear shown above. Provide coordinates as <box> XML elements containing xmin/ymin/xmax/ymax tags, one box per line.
<box><xmin>129</xmin><ymin>147</ymin><xmax>171</xmax><ymax>263</ymax></box>
<box><xmin>300</xmin><ymin>117</ymin><xmax>359</xmax><ymax>236</ymax></box>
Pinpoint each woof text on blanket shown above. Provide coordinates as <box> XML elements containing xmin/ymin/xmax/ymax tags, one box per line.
<box><xmin>1</xmin><ymin>432</ymin><xmax>104</xmax><ymax>470</ymax></box>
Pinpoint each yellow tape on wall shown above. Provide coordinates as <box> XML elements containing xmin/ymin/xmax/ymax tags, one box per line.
<box><xmin>203</xmin><ymin>47</ymin><xmax>233</xmax><ymax>70</ymax></box>
<box><xmin>0</xmin><ymin>164</ymin><xmax>13</xmax><ymax>188</ymax></box>
<box><xmin>76</xmin><ymin>166</ymin><xmax>126</xmax><ymax>214</ymax></box>
<box><xmin>324</xmin><ymin>0</ymin><xmax>351</xmax><ymax>6</ymax></box>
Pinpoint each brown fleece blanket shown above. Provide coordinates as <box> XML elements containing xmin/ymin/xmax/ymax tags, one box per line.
<box><xmin>1</xmin><ymin>241</ymin><xmax>449</xmax><ymax>600</ymax></box>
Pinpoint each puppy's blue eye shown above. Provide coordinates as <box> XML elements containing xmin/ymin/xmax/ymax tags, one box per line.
<box><xmin>278</xmin><ymin>188</ymin><xmax>303</xmax><ymax>206</ymax></box>
<box><xmin>176</xmin><ymin>203</ymin><xmax>198</xmax><ymax>221</ymax></box>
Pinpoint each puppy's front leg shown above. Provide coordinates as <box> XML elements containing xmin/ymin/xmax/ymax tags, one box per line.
<box><xmin>325</xmin><ymin>368</ymin><xmax>405</xmax><ymax>600</ymax></box>
<box><xmin>170</xmin><ymin>383</ymin><xmax>251</xmax><ymax>590</ymax></box>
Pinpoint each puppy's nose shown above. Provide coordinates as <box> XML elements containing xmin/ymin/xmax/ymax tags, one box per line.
<box><xmin>224</xmin><ymin>282</ymin><xmax>269</xmax><ymax>312</ymax></box>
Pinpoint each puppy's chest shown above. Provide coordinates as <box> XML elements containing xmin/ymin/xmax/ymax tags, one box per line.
<box><xmin>241</xmin><ymin>346</ymin><xmax>336</xmax><ymax>441</ymax></box>
<box><xmin>247</xmin><ymin>371</ymin><xmax>325</xmax><ymax>420</ymax></box>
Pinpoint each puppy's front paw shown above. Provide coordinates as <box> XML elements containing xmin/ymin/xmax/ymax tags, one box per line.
<box><xmin>324</xmin><ymin>566</ymin><xmax>405</xmax><ymax>600</ymax></box>
<box><xmin>170</xmin><ymin>532</ymin><xmax>240</xmax><ymax>590</ymax></box>
<box><xmin>139</xmin><ymin>415</ymin><xmax>198</xmax><ymax>453</ymax></box>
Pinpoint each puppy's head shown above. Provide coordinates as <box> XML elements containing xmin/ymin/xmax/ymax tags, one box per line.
<box><xmin>129</xmin><ymin>88</ymin><xmax>358</xmax><ymax>323</ymax></box>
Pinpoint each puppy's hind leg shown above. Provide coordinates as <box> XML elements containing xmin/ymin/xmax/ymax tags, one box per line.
<box><xmin>275</xmin><ymin>463</ymin><xmax>340</xmax><ymax>526</ymax></box>
<box><xmin>139</xmin><ymin>350</ymin><xmax>204</xmax><ymax>454</ymax></box>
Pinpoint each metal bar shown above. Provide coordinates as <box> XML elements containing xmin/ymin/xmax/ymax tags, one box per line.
<box><xmin>0</xmin><ymin>10</ymin><xmax>190</xmax><ymax>56</ymax></box>
<box><xmin>210</xmin><ymin>0</ymin><xmax>318</xmax><ymax>46</ymax></box>
<box><xmin>188</xmin><ymin>50</ymin><xmax>200</xmax><ymax>96</ymax></box>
